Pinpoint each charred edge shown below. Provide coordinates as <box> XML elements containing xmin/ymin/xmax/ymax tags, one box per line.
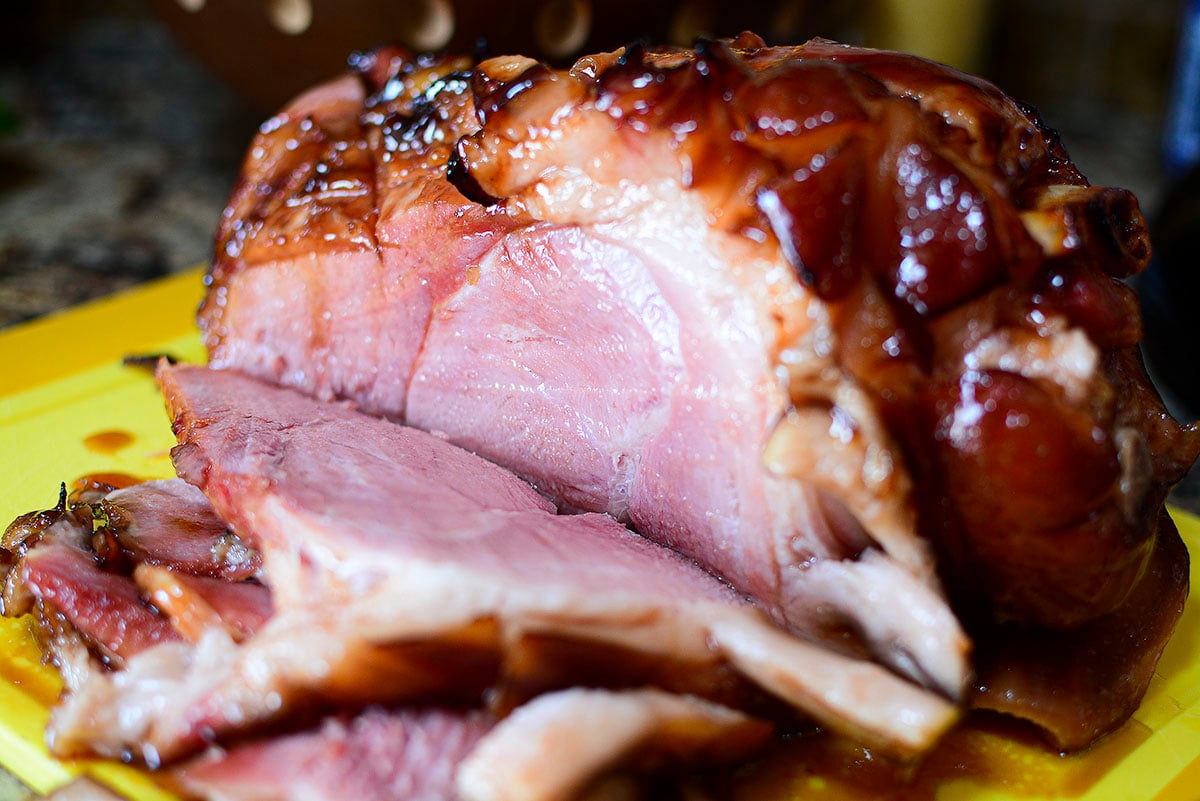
<box><xmin>446</xmin><ymin>142</ymin><xmax>502</xmax><ymax>207</ymax></box>
<box><xmin>123</xmin><ymin>352</ymin><xmax>178</xmax><ymax>371</ymax></box>
<box><xmin>1014</xmin><ymin>98</ymin><xmax>1054</xmax><ymax>139</ymax></box>
<box><xmin>1014</xmin><ymin>98</ymin><xmax>1084</xmax><ymax>183</ymax></box>
<box><xmin>1</xmin><ymin>483</ymin><xmax>69</xmax><ymax>563</ymax></box>
<box><xmin>1091</xmin><ymin>190</ymin><xmax>1151</xmax><ymax>275</ymax></box>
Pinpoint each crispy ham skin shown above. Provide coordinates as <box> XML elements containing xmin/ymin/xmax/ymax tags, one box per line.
<box><xmin>45</xmin><ymin>365</ymin><xmax>956</xmax><ymax>765</ymax></box>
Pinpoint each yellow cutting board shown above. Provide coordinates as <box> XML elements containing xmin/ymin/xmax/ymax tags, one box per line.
<box><xmin>1</xmin><ymin>271</ymin><xmax>1198</xmax><ymax>800</ymax></box>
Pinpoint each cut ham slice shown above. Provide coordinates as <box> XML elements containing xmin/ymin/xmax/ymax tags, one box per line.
<box><xmin>2</xmin><ymin>480</ymin><xmax>269</xmax><ymax>673</ymax></box>
<box><xmin>174</xmin><ymin>707</ymin><xmax>494</xmax><ymax>801</ymax></box>
<box><xmin>175</xmin><ymin>689</ymin><xmax>769</xmax><ymax>801</ymax></box>
<box><xmin>47</xmin><ymin>364</ymin><xmax>956</xmax><ymax>765</ymax></box>
<box><xmin>19</xmin><ymin>542</ymin><xmax>181</xmax><ymax>667</ymax></box>
<box><xmin>99</xmin><ymin>480</ymin><xmax>260</xmax><ymax>580</ymax></box>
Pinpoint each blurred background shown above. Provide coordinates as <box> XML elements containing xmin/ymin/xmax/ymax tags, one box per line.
<box><xmin>0</xmin><ymin>0</ymin><xmax>1197</xmax><ymax>421</ymax></box>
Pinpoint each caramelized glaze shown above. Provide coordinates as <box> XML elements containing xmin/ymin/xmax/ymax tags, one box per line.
<box><xmin>82</xmin><ymin>430</ymin><xmax>134</xmax><ymax>456</ymax></box>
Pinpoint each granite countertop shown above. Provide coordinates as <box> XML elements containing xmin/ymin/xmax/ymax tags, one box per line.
<box><xmin>0</xmin><ymin>4</ymin><xmax>256</xmax><ymax>330</ymax></box>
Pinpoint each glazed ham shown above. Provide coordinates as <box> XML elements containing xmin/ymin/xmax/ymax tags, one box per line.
<box><xmin>3</xmin><ymin>34</ymin><xmax>1197</xmax><ymax>797</ymax></box>
<box><xmin>1</xmin><ymin>479</ymin><xmax>265</xmax><ymax>672</ymax></box>
<box><xmin>200</xmin><ymin>32</ymin><xmax>1196</xmax><ymax>746</ymax></box>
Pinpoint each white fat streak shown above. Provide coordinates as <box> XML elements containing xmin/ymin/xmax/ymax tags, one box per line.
<box><xmin>964</xmin><ymin>319</ymin><xmax>1099</xmax><ymax>405</ymax></box>
<box><xmin>456</xmin><ymin>688</ymin><xmax>765</xmax><ymax>801</ymax></box>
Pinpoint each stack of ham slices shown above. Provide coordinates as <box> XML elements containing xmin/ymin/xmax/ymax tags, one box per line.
<box><xmin>3</xmin><ymin>33</ymin><xmax>1197</xmax><ymax>799</ymax></box>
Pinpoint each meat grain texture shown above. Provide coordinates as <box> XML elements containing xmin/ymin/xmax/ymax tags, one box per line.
<box><xmin>2</xmin><ymin>32</ymin><xmax>1198</xmax><ymax>801</ymax></box>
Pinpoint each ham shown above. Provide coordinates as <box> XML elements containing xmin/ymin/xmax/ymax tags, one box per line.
<box><xmin>455</xmin><ymin>688</ymin><xmax>772</xmax><ymax>801</ymax></box>
<box><xmin>174</xmin><ymin>707</ymin><xmax>494</xmax><ymax>801</ymax></box>
<box><xmin>200</xmin><ymin>37</ymin><xmax>984</xmax><ymax>699</ymax></box>
<box><xmin>197</xmin><ymin>33</ymin><xmax>1198</xmax><ymax>749</ymax></box>
<box><xmin>18</xmin><ymin>542</ymin><xmax>182</xmax><ymax>667</ymax></box>
<box><xmin>99</xmin><ymin>480</ymin><xmax>260</xmax><ymax>580</ymax></box>
<box><xmin>3</xmin><ymin>34</ymin><xmax>1197</xmax><ymax>797</ymax></box>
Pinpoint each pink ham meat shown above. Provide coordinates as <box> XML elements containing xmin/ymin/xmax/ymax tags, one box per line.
<box><xmin>99</xmin><ymin>480</ymin><xmax>261</xmax><ymax>580</ymax></box>
<box><xmin>17</xmin><ymin>542</ymin><xmax>182</xmax><ymax>667</ymax></box>
<box><xmin>174</xmin><ymin>707</ymin><xmax>495</xmax><ymax>801</ymax></box>
<box><xmin>199</xmin><ymin>34</ymin><xmax>1199</xmax><ymax>748</ymax></box>
<box><xmin>47</xmin><ymin>364</ymin><xmax>955</xmax><ymax>765</ymax></box>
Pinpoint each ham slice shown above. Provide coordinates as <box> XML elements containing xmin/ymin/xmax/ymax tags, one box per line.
<box><xmin>19</xmin><ymin>543</ymin><xmax>182</xmax><ymax>667</ymax></box>
<box><xmin>457</xmin><ymin>688</ymin><xmax>771</xmax><ymax>801</ymax></box>
<box><xmin>174</xmin><ymin>707</ymin><xmax>494</xmax><ymax>801</ymax></box>
<box><xmin>99</xmin><ymin>479</ymin><xmax>260</xmax><ymax>580</ymax></box>
<box><xmin>2</xmin><ymin>479</ymin><xmax>269</xmax><ymax>671</ymax></box>
<box><xmin>46</xmin><ymin>364</ymin><xmax>956</xmax><ymax>765</ymax></box>
<box><xmin>175</xmin><ymin>689</ymin><xmax>769</xmax><ymax>801</ymax></box>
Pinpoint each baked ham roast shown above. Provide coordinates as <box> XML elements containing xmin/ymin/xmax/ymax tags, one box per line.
<box><xmin>201</xmin><ymin>34</ymin><xmax>1195</xmax><ymax>739</ymax></box>
<box><xmin>2</xmin><ymin>32</ymin><xmax>1198</xmax><ymax>799</ymax></box>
